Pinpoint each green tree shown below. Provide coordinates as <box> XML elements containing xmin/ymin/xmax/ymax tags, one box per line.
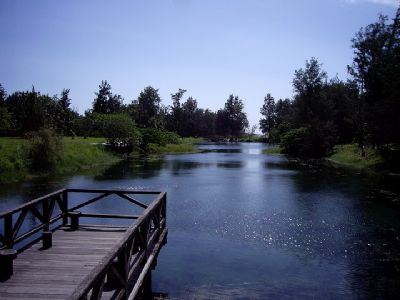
<box><xmin>6</xmin><ymin>88</ymin><xmax>54</xmax><ymax>134</ymax></box>
<box><xmin>92</xmin><ymin>80</ymin><xmax>123</xmax><ymax>114</ymax></box>
<box><xmin>181</xmin><ymin>96</ymin><xmax>198</xmax><ymax>136</ymax></box>
<box><xmin>0</xmin><ymin>84</ymin><xmax>12</xmax><ymax>134</ymax></box>
<box><xmin>26</xmin><ymin>128</ymin><xmax>63</xmax><ymax>171</ymax></box>
<box><xmin>52</xmin><ymin>89</ymin><xmax>78</xmax><ymax>134</ymax></box>
<box><xmin>135</xmin><ymin>86</ymin><xmax>161</xmax><ymax>128</ymax></box>
<box><xmin>349</xmin><ymin>8</ymin><xmax>400</xmax><ymax>147</ymax></box>
<box><xmin>168</xmin><ymin>88</ymin><xmax>186</xmax><ymax>133</ymax></box>
<box><xmin>217</xmin><ymin>95</ymin><xmax>249</xmax><ymax>139</ymax></box>
<box><xmin>99</xmin><ymin>114</ymin><xmax>141</xmax><ymax>150</ymax></box>
<box><xmin>289</xmin><ymin>58</ymin><xmax>337</xmax><ymax>157</ymax></box>
<box><xmin>259</xmin><ymin>93</ymin><xmax>276</xmax><ymax>136</ymax></box>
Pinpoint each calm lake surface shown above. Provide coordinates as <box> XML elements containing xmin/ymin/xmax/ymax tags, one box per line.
<box><xmin>1</xmin><ymin>143</ymin><xmax>399</xmax><ymax>299</ymax></box>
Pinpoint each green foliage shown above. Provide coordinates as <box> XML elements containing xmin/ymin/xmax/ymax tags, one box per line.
<box><xmin>95</xmin><ymin>114</ymin><xmax>141</xmax><ymax>150</ymax></box>
<box><xmin>139</xmin><ymin>128</ymin><xmax>180</xmax><ymax>151</ymax></box>
<box><xmin>52</xmin><ymin>89</ymin><xmax>78</xmax><ymax>135</ymax></box>
<box><xmin>92</xmin><ymin>80</ymin><xmax>123</xmax><ymax>114</ymax></box>
<box><xmin>72</xmin><ymin>113</ymin><xmax>141</xmax><ymax>151</ymax></box>
<box><xmin>262</xmin><ymin>146</ymin><xmax>282</xmax><ymax>155</ymax></box>
<box><xmin>146</xmin><ymin>143</ymin><xmax>197</xmax><ymax>154</ymax></box>
<box><xmin>259</xmin><ymin>93</ymin><xmax>276</xmax><ymax>135</ymax></box>
<box><xmin>280</xmin><ymin>127</ymin><xmax>310</xmax><ymax>156</ymax></box>
<box><xmin>2</xmin><ymin>86</ymin><xmax>78</xmax><ymax>136</ymax></box>
<box><xmin>59</xmin><ymin>137</ymin><xmax>119</xmax><ymax>173</ymax></box>
<box><xmin>329</xmin><ymin>144</ymin><xmax>384</xmax><ymax>170</ymax></box>
<box><xmin>25</xmin><ymin>129</ymin><xmax>63</xmax><ymax>171</ymax></box>
<box><xmin>135</xmin><ymin>86</ymin><xmax>161</xmax><ymax>128</ymax></box>
<box><xmin>216</xmin><ymin>95</ymin><xmax>249</xmax><ymax>139</ymax></box>
<box><xmin>349</xmin><ymin>8</ymin><xmax>400</xmax><ymax>147</ymax></box>
<box><xmin>0</xmin><ymin>107</ymin><xmax>12</xmax><ymax>134</ymax></box>
<box><xmin>261</xmin><ymin>58</ymin><xmax>358</xmax><ymax>157</ymax></box>
<box><xmin>0</xmin><ymin>137</ymin><xmax>120</xmax><ymax>184</ymax></box>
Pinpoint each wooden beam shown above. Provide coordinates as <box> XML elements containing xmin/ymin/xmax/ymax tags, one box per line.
<box><xmin>68</xmin><ymin>193</ymin><xmax>111</xmax><ymax>212</ymax></box>
<box><xmin>115</xmin><ymin>193</ymin><xmax>148</xmax><ymax>209</ymax></box>
<box><xmin>79</xmin><ymin>213</ymin><xmax>140</xmax><ymax>219</ymax></box>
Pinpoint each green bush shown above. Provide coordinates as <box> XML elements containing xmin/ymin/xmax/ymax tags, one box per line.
<box><xmin>139</xmin><ymin>128</ymin><xmax>181</xmax><ymax>151</ymax></box>
<box><xmin>25</xmin><ymin>128</ymin><xmax>63</xmax><ymax>171</ymax></box>
<box><xmin>281</xmin><ymin>127</ymin><xmax>309</xmax><ymax>156</ymax></box>
<box><xmin>99</xmin><ymin>114</ymin><xmax>141</xmax><ymax>150</ymax></box>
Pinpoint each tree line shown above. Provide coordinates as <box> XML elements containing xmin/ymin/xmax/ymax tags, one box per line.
<box><xmin>0</xmin><ymin>80</ymin><xmax>250</xmax><ymax>146</ymax></box>
<box><xmin>259</xmin><ymin>7</ymin><xmax>400</xmax><ymax>158</ymax></box>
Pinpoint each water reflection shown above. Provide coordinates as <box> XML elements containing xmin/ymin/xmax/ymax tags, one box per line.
<box><xmin>0</xmin><ymin>143</ymin><xmax>399</xmax><ymax>299</ymax></box>
<box><xmin>94</xmin><ymin>157</ymin><xmax>165</xmax><ymax>180</ymax></box>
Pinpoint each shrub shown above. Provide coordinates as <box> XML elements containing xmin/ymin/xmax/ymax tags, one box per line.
<box><xmin>25</xmin><ymin>128</ymin><xmax>63</xmax><ymax>171</ymax></box>
<box><xmin>139</xmin><ymin>128</ymin><xmax>181</xmax><ymax>150</ymax></box>
<box><xmin>99</xmin><ymin>114</ymin><xmax>141</xmax><ymax>150</ymax></box>
<box><xmin>281</xmin><ymin>127</ymin><xmax>309</xmax><ymax>156</ymax></box>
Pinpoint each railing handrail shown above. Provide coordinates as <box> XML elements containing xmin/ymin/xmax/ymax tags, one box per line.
<box><xmin>0</xmin><ymin>189</ymin><xmax>164</xmax><ymax>250</ymax></box>
<box><xmin>68</xmin><ymin>192</ymin><xmax>166</xmax><ymax>300</ymax></box>
<box><xmin>0</xmin><ymin>189</ymin><xmax>66</xmax><ymax>218</ymax></box>
<box><xmin>0</xmin><ymin>189</ymin><xmax>161</xmax><ymax>218</ymax></box>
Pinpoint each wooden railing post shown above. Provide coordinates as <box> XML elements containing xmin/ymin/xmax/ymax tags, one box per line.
<box><xmin>42</xmin><ymin>199</ymin><xmax>49</xmax><ymax>231</ymax></box>
<box><xmin>0</xmin><ymin>249</ymin><xmax>17</xmax><ymax>281</ymax></box>
<box><xmin>42</xmin><ymin>198</ymin><xmax>53</xmax><ymax>249</ymax></box>
<box><xmin>4</xmin><ymin>214</ymin><xmax>13</xmax><ymax>249</ymax></box>
<box><xmin>62</xmin><ymin>190</ymin><xmax>69</xmax><ymax>225</ymax></box>
<box><xmin>69</xmin><ymin>211</ymin><xmax>81</xmax><ymax>231</ymax></box>
<box><xmin>117</xmin><ymin>248</ymin><xmax>128</xmax><ymax>300</ymax></box>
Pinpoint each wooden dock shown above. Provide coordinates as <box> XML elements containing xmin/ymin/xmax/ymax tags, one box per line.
<box><xmin>0</xmin><ymin>189</ymin><xmax>168</xmax><ymax>300</ymax></box>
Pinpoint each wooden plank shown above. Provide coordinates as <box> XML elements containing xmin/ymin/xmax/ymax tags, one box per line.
<box><xmin>0</xmin><ymin>293</ymin><xmax>67</xmax><ymax>299</ymax></box>
<box><xmin>0</xmin><ymin>189</ymin><xmax>167</xmax><ymax>300</ymax></box>
<box><xmin>3</xmin><ymin>286</ymin><xmax>74</xmax><ymax>295</ymax></box>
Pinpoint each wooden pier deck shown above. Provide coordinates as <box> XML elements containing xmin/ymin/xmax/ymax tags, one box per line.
<box><xmin>0</xmin><ymin>189</ymin><xmax>168</xmax><ymax>300</ymax></box>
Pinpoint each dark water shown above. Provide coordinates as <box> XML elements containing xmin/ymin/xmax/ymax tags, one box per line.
<box><xmin>1</xmin><ymin>143</ymin><xmax>400</xmax><ymax>299</ymax></box>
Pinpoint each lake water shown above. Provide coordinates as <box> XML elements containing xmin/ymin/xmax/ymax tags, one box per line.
<box><xmin>1</xmin><ymin>143</ymin><xmax>399</xmax><ymax>299</ymax></box>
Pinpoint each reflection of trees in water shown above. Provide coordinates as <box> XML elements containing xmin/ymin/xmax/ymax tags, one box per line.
<box><xmin>200</xmin><ymin>148</ymin><xmax>241</xmax><ymax>154</ymax></box>
<box><xmin>165</xmin><ymin>159</ymin><xmax>244</xmax><ymax>176</ymax></box>
<box><xmin>94</xmin><ymin>157</ymin><xmax>165</xmax><ymax>180</ymax></box>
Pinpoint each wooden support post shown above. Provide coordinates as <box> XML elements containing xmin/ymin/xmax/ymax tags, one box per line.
<box><xmin>42</xmin><ymin>199</ymin><xmax>49</xmax><ymax>232</ymax></box>
<box><xmin>69</xmin><ymin>211</ymin><xmax>81</xmax><ymax>231</ymax></box>
<box><xmin>117</xmin><ymin>248</ymin><xmax>128</xmax><ymax>300</ymax></box>
<box><xmin>42</xmin><ymin>231</ymin><xmax>52</xmax><ymax>249</ymax></box>
<box><xmin>143</xmin><ymin>271</ymin><xmax>152</xmax><ymax>299</ymax></box>
<box><xmin>4</xmin><ymin>215</ymin><xmax>13</xmax><ymax>249</ymax></box>
<box><xmin>0</xmin><ymin>249</ymin><xmax>17</xmax><ymax>282</ymax></box>
<box><xmin>62</xmin><ymin>190</ymin><xmax>68</xmax><ymax>225</ymax></box>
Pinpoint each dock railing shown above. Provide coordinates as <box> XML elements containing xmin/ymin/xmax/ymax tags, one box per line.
<box><xmin>0</xmin><ymin>189</ymin><xmax>167</xmax><ymax>300</ymax></box>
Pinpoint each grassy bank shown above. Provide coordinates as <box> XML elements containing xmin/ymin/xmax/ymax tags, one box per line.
<box><xmin>262</xmin><ymin>146</ymin><xmax>282</xmax><ymax>155</ymax></box>
<box><xmin>0</xmin><ymin>137</ymin><xmax>120</xmax><ymax>184</ymax></box>
<box><xmin>145</xmin><ymin>137</ymin><xmax>202</xmax><ymax>154</ymax></box>
<box><xmin>328</xmin><ymin>144</ymin><xmax>384</xmax><ymax>170</ymax></box>
<box><xmin>263</xmin><ymin>143</ymin><xmax>387</xmax><ymax>171</ymax></box>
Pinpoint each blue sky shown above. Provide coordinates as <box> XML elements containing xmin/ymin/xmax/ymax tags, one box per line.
<box><xmin>0</xmin><ymin>0</ymin><xmax>398</xmax><ymax>128</ymax></box>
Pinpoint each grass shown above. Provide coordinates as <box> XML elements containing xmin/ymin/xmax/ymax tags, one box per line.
<box><xmin>147</xmin><ymin>143</ymin><xmax>198</xmax><ymax>154</ymax></box>
<box><xmin>328</xmin><ymin>144</ymin><xmax>384</xmax><ymax>170</ymax></box>
<box><xmin>180</xmin><ymin>137</ymin><xmax>205</xmax><ymax>144</ymax></box>
<box><xmin>0</xmin><ymin>138</ymin><xmax>29</xmax><ymax>183</ymax></box>
<box><xmin>0</xmin><ymin>137</ymin><xmax>120</xmax><ymax>184</ymax></box>
<box><xmin>262</xmin><ymin>146</ymin><xmax>282</xmax><ymax>155</ymax></box>
<box><xmin>57</xmin><ymin>137</ymin><xmax>120</xmax><ymax>173</ymax></box>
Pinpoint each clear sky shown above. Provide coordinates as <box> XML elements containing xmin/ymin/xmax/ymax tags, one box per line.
<box><xmin>0</xmin><ymin>0</ymin><xmax>398</xmax><ymax>128</ymax></box>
